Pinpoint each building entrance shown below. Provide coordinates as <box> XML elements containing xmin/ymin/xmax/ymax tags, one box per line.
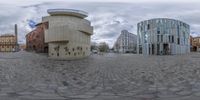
<box><xmin>152</xmin><ymin>44</ymin><xmax>154</xmax><ymax>55</ymax></box>
<box><xmin>163</xmin><ymin>43</ymin><xmax>169</xmax><ymax>55</ymax></box>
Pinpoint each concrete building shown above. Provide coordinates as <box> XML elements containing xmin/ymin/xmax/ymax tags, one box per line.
<box><xmin>191</xmin><ymin>36</ymin><xmax>200</xmax><ymax>52</ymax></box>
<box><xmin>42</xmin><ymin>9</ymin><xmax>93</xmax><ymax>59</ymax></box>
<box><xmin>137</xmin><ymin>18</ymin><xmax>190</xmax><ymax>55</ymax></box>
<box><xmin>26</xmin><ymin>23</ymin><xmax>48</xmax><ymax>53</ymax></box>
<box><xmin>0</xmin><ymin>24</ymin><xmax>18</xmax><ymax>52</ymax></box>
<box><xmin>113</xmin><ymin>30</ymin><xmax>137</xmax><ymax>53</ymax></box>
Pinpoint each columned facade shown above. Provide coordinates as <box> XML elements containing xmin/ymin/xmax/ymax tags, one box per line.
<box><xmin>137</xmin><ymin>18</ymin><xmax>190</xmax><ymax>55</ymax></box>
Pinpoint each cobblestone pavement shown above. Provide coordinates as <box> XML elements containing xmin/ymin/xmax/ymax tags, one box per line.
<box><xmin>0</xmin><ymin>51</ymin><xmax>200</xmax><ymax>100</ymax></box>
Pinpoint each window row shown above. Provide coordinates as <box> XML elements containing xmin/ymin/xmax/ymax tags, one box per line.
<box><xmin>53</xmin><ymin>46</ymin><xmax>89</xmax><ymax>52</ymax></box>
<box><xmin>51</xmin><ymin>52</ymin><xmax>86</xmax><ymax>57</ymax></box>
<box><xmin>0</xmin><ymin>46</ymin><xmax>15</xmax><ymax>48</ymax></box>
<box><xmin>157</xmin><ymin>35</ymin><xmax>175</xmax><ymax>43</ymax></box>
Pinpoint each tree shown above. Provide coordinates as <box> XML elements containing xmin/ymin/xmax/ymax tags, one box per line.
<box><xmin>98</xmin><ymin>42</ymin><xmax>109</xmax><ymax>52</ymax></box>
<box><xmin>90</xmin><ymin>42</ymin><xmax>98</xmax><ymax>51</ymax></box>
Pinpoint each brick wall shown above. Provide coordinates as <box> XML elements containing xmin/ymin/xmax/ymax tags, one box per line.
<box><xmin>26</xmin><ymin>23</ymin><xmax>48</xmax><ymax>53</ymax></box>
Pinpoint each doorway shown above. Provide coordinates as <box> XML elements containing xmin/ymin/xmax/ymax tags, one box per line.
<box><xmin>193</xmin><ymin>46</ymin><xmax>197</xmax><ymax>51</ymax></box>
<box><xmin>44</xmin><ymin>46</ymin><xmax>48</xmax><ymax>53</ymax></box>
<box><xmin>163</xmin><ymin>43</ymin><xmax>169</xmax><ymax>55</ymax></box>
<box><xmin>157</xmin><ymin>44</ymin><xmax>160</xmax><ymax>55</ymax></box>
<box><xmin>139</xmin><ymin>45</ymin><xmax>142</xmax><ymax>54</ymax></box>
<box><xmin>152</xmin><ymin>44</ymin><xmax>154</xmax><ymax>55</ymax></box>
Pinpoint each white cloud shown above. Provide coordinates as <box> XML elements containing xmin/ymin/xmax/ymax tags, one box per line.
<box><xmin>0</xmin><ymin>1</ymin><xmax>200</xmax><ymax>47</ymax></box>
<box><xmin>1</xmin><ymin>0</ymin><xmax>200</xmax><ymax>6</ymax></box>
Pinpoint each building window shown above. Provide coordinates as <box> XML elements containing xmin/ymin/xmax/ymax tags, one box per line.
<box><xmin>64</xmin><ymin>47</ymin><xmax>68</xmax><ymax>52</ymax></box>
<box><xmin>147</xmin><ymin>24</ymin><xmax>150</xmax><ymax>30</ymax></box>
<box><xmin>161</xmin><ymin>35</ymin><xmax>163</xmax><ymax>42</ymax></box>
<box><xmin>54</xmin><ymin>46</ymin><xmax>59</xmax><ymax>51</ymax></box>
<box><xmin>144</xmin><ymin>32</ymin><xmax>147</xmax><ymax>43</ymax></box>
<box><xmin>172</xmin><ymin>36</ymin><xmax>174</xmax><ymax>43</ymax></box>
<box><xmin>157</xmin><ymin>27</ymin><xmax>160</xmax><ymax>34</ymax></box>
<box><xmin>183</xmin><ymin>32</ymin><xmax>186</xmax><ymax>45</ymax></box>
<box><xmin>157</xmin><ymin>31</ymin><xmax>160</xmax><ymax>34</ymax></box>
<box><xmin>177</xmin><ymin>38</ymin><xmax>180</xmax><ymax>45</ymax></box>
<box><xmin>141</xmin><ymin>27</ymin><xmax>143</xmax><ymax>31</ymax></box>
<box><xmin>157</xmin><ymin>35</ymin><xmax>159</xmax><ymax>42</ymax></box>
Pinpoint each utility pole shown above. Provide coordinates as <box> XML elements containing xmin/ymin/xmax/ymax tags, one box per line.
<box><xmin>15</xmin><ymin>24</ymin><xmax>18</xmax><ymax>52</ymax></box>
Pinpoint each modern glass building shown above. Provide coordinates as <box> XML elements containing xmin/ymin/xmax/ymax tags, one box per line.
<box><xmin>137</xmin><ymin>18</ymin><xmax>190</xmax><ymax>55</ymax></box>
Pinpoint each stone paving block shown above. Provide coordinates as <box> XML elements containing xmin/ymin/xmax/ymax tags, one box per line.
<box><xmin>0</xmin><ymin>52</ymin><xmax>200</xmax><ymax>100</ymax></box>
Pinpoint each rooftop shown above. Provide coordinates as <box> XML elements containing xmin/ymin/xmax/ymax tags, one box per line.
<box><xmin>137</xmin><ymin>18</ymin><xmax>189</xmax><ymax>26</ymax></box>
<box><xmin>47</xmin><ymin>9</ymin><xmax>88</xmax><ymax>18</ymax></box>
<box><xmin>0</xmin><ymin>34</ymin><xmax>15</xmax><ymax>37</ymax></box>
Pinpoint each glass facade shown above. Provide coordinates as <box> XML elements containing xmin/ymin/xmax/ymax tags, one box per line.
<box><xmin>137</xmin><ymin>18</ymin><xmax>190</xmax><ymax>55</ymax></box>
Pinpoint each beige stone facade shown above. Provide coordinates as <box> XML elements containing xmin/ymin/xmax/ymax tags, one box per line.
<box><xmin>43</xmin><ymin>9</ymin><xmax>93</xmax><ymax>59</ymax></box>
<box><xmin>191</xmin><ymin>36</ymin><xmax>200</xmax><ymax>52</ymax></box>
<box><xmin>0</xmin><ymin>34</ymin><xmax>17</xmax><ymax>52</ymax></box>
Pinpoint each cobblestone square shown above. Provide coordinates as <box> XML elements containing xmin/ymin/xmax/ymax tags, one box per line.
<box><xmin>0</xmin><ymin>51</ymin><xmax>200</xmax><ymax>100</ymax></box>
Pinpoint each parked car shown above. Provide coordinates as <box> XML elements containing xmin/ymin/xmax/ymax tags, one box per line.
<box><xmin>92</xmin><ymin>50</ymin><xmax>98</xmax><ymax>54</ymax></box>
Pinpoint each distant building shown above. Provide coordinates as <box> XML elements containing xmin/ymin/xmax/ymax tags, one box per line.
<box><xmin>26</xmin><ymin>23</ymin><xmax>48</xmax><ymax>53</ymax></box>
<box><xmin>43</xmin><ymin>9</ymin><xmax>93</xmax><ymax>59</ymax></box>
<box><xmin>0</xmin><ymin>24</ymin><xmax>18</xmax><ymax>52</ymax></box>
<box><xmin>137</xmin><ymin>18</ymin><xmax>190</xmax><ymax>55</ymax></box>
<box><xmin>190</xmin><ymin>35</ymin><xmax>193</xmax><ymax>51</ymax></box>
<box><xmin>191</xmin><ymin>36</ymin><xmax>200</xmax><ymax>52</ymax></box>
<box><xmin>113</xmin><ymin>30</ymin><xmax>137</xmax><ymax>53</ymax></box>
<box><xmin>19</xmin><ymin>44</ymin><xmax>26</xmax><ymax>51</ymax></box>
<box><xmin>0</xmin><ymin>34</ymin><xmax>17</xmax><ymax>52</ymax></box>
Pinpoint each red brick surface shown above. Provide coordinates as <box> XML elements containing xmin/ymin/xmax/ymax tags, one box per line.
<box><xmin>26</xmin><ymin>23</ymin><xmax>48</xmax><ymax>53</ymax></box>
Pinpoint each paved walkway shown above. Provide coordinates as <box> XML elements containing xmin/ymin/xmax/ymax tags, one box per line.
<box><xmin>0</xmin><ymin>51</ymin><xmax>200</xmax><ymax>100</ymax></box>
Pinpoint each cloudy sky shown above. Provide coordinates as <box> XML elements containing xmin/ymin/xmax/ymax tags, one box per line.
<box><xmin>0</xmin><ymin>0</ymin><xmax>200</xmax><ymax>47</ymax></box>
